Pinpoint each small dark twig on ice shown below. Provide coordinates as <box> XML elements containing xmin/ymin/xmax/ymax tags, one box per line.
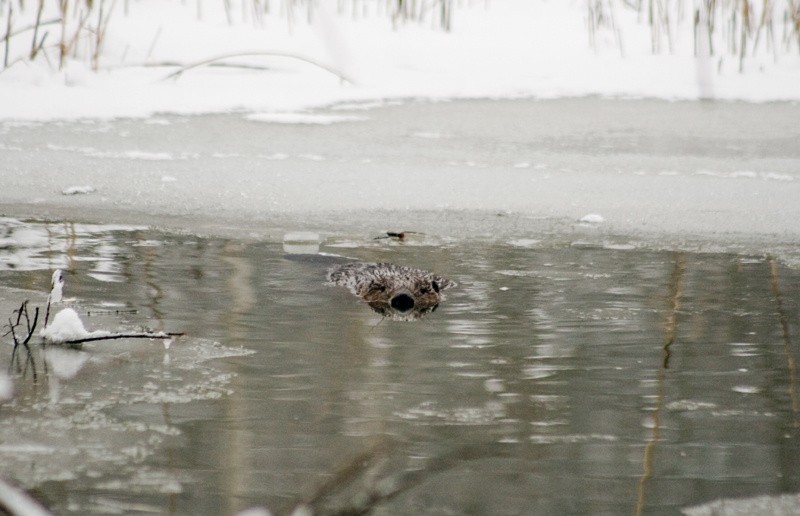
<box><xmin>374</xmin><ymin>231</ymin><xmax>425</xmax><ymax>242</ymax></box>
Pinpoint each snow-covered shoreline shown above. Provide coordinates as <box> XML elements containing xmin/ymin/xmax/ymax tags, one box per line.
<box><xmin>1</xmin><ymin>0</ymin><xmax>799</xmax><ymax>121</ymax></box>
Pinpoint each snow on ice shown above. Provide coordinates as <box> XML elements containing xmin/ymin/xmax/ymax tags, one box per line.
<box><xmin>40</xmin><ymin>308</ymin><xmax>111</xmax><ymax>344</ymax></box>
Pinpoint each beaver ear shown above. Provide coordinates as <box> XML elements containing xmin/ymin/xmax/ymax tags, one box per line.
<box><xmin>433</xmin><ymin>276</ymin><xmax>456</xmax><ymax>291</ymax></box>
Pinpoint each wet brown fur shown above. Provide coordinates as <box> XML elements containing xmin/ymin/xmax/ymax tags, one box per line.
<box><xmin>327</xmin><ymin>262</ymin><xmax>456</xmax><ymax>320</ymax></box>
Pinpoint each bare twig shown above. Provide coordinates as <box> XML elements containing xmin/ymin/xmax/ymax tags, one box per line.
<box><xmin>162</xmin><ymin>51</ymin><xmax>356</xmax><ymax>84</ymax></box>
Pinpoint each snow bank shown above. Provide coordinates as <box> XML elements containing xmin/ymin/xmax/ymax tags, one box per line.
<box><xmin>0</xmin><ymin>0</ymin><xmax>799</xmax><ymax>121</ymax></box>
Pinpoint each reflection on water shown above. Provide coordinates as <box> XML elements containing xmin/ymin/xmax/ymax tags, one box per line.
<box><xmin>0</xmin><ymin>219</ymin><xmax>799</xmax><ymax>515</ymax></box>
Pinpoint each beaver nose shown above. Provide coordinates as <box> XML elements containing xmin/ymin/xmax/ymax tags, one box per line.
<box><xmin>390</xmin><ymin>293</ymin><xmax>415</xmax><ymax>312</ymax></box>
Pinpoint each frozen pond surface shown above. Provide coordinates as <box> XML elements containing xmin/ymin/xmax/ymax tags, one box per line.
<box><xmin>0</xmin><ymin>98</ymin><xmax>799</xmax><ymax>514</ymax></box>
<box><xmin>1</xmin><ymin>98</ymin><xmax>800</xmax><ymax>263</ymax></box>
<box><xmin>0</xmin><ymin>220</ymin><xmax>798</xmax><ymax>515</ymax></box>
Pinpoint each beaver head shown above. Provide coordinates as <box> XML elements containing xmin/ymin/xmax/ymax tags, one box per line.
<box><xmin>327</xmin><ymin>262</ymin><xmax>456</xmax><ymax>321</ymax></box>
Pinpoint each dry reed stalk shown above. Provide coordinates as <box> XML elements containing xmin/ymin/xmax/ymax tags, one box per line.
<box><xmin>29</xmin><ymin>0</ymin><xmax>44</xmax><ymax>59</ymax></box>
<box><xmin>3</xmin><ymin>3</ymin><xmax>11</xmax><ymax>69</ymax></box>
<box><xmin>58</xmin><ymin>0</ymin><xmax>67</xmax><ymax>69</ymax></box>
<box><xmin>91</xmin><ymin>0</ymin><xmax>115</xmax><ymax>71</ymax></box>
<box><xmin>739</xmin><ymin>0</ymin><xmax>751</xmax><ymax>71</ymax></box>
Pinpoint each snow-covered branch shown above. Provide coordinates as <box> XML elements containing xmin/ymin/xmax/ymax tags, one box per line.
<box><xmin>39</xmin><ymin>307</ymin><xmax>183</xmax><ymax>346</ymax></box>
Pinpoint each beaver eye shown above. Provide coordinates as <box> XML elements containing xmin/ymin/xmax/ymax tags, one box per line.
<box><xmin>432</xmin><ymin>281</ymin><xmax>440</xmax><ymax>293</ymax></box>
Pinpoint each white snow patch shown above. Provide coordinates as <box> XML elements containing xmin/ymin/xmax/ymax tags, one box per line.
<box><xmin>579</xmin><ymin>214</ymin><xmax>605</xmax><ymax>224</ymax></box>
<box><xmin>508</xmin><ymin>239</ymin><xmax>541</xmax><ymax>248</ymax></box>
<box><xmin>411</xmin><ymin>131</ymin><xmax>450</xmax><ymax>139</ymax></box>
<box><xmin>40</xmin><ymin>308</ymin><xmax>111</xmax><ymax>343</ymax></box>
<box><xmin>2</xmin><ymin>1</ymin><xmax>800</xmax><ymax>122</ymax></box>
<box><xmin>0</xmin><ymin>443</ymin><xmax>57</xmax><ymax>454</ymax></box>
<box><xmin>732</xmin><ymin>385</ymin><xmax>762</xmax><ymax>394</ymax></box>
<box><xmin>245</xmin><ymin>113</ymin><xmax>367</xmax><ymax>124</ymax></box>
<box><xmin>695</xmin><ymin>170</ymin><xmax>794</xmax><ymax>181</ymax></box>
<box><xmin>121</xmin><ymin>150</ymin><xmax>174</xmax><ymax>160</ymax></box>
<box><xmin>260</xmin><ymin>153</ymin><xmax>289</xmax><ymax>160</ymax></box>
<box><xmin>62</xmin><ymin>185</ymin><xmax>96</xmax><ymax>195</ymax></box>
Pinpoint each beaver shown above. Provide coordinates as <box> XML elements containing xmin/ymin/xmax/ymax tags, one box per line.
<box><xmin>327</xmin><ymin>262</ymin><xmax>456</xmax><ymax>321</ymax></box>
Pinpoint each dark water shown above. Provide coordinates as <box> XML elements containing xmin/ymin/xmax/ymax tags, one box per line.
<box><xmin>0</xmin><ymin>220</ymin><xmax>799</xmax><ymax>515</ymax></box>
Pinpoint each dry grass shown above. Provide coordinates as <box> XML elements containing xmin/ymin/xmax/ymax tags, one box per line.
<box><xmin>1</xmin><ymin>0</ymin><xmax>798</xmax><ymax>75</ymax></box>
<box><xmin>591</xmin><ymin>0</ymin><xmax>800</xmax><ymax>65</ymax></box>
<box><xmin>0</xmin><ymin>0</ymin><xmax>460</xmax><ymax>73</ymax></box>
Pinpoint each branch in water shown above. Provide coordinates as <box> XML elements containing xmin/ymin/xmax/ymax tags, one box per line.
<box><xmin>57</xmin><ymin>331</ymin><xmax>185</xmax><ymax>346</ymax></box>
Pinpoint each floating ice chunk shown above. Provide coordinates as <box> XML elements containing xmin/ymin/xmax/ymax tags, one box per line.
<box><xmin>513</xmin><ymin>161</ymin><xmax>531</xmax><ymax>168</ymax></box>
<box><xmin>40</xmin><ymin>308</ymin><xmax>110</xmax><ymax>343</ymax></box>
<box><xmin>508</xmin><ymin>238</ymin><xmax>540</xmax><ymax>248</ymax></box>
<box><xmin>579</xmin><ymin>213</ymin><xmax>605</xmax><ymax>224</ymax></box>
<box><xmin>161</xmin><ymin>175</ymin><xmax>177</xmax><ymax>182</ymax></box>
<box><xmin>732</xmin><ymin>385</ymin><xmax>762</xmax><ymax>394</ymax></box>
<box><xmin>62</xmin><ymin>185</ymin><xmax>96</xmax><ymax>195</ymax></box>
